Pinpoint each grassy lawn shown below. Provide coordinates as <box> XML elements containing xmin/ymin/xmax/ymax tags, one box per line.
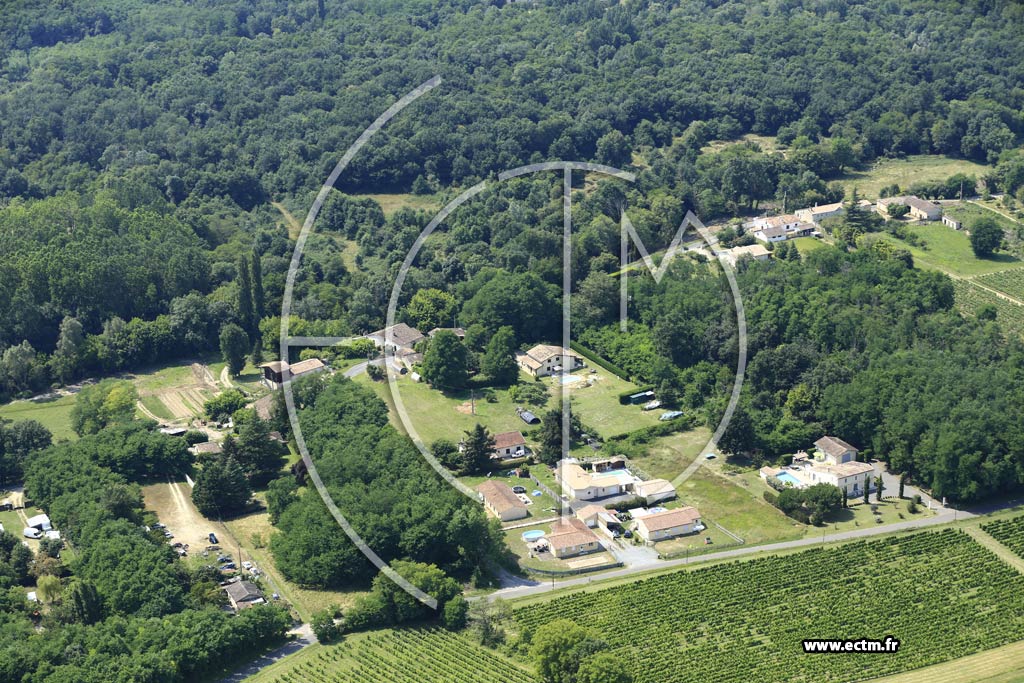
<box><xmin>836</xmin><ymin>155</ymin><xmax>992</xmax><ymax>199</ymax></box>
<box><xmin>653</xmin><ymin>523</ymin><xmax>734</xmax><ymax>557</ymax></box>
<box><xmin>791</xmin><ymin>236</ymin><xmax>828</xmax><ymax>255</ymax></box>
<box><xmin>552</xmin><ymin>372</ymin><xmax>663</xmax><ymax>439</ymax></box>
<box><xmin>0</xmin><ymin>394</ymin><xmax>77</xmax><ymax>441</ymax></box>
<box><xmin>503</xmin><ymin>522</ymin><xmax>617</xmax><ymax>573</ymax></box>
<box><xmin>355</xmin><ymin>372</ymin><xmax>542</xmax><ymax>447</ymax></box>
<box><xmin>209</xmin><ymin>359</ymin><xmax>268</xmax><ymax>396</ymax></box>
<box><xmin>139</xmin><ymin>395</ymin><xmax>175</xmax><ymax>421</ymax></box>
<box><xmin>674</xmin><ymin>467</ymin><xmax>805</xmax><ymax>546</ymax></box>
<box><xmin>866</xmin><ymin>640</ymin><xmax>1024</xmax><ymax>683</ymax></box>
<box><xmin>623</xmin><ymin>428</ymin><xmax>710</xmax><ymax>481</ymax></box>
<box><xmin>879</xmin><ymin>223</ymin><xmax>1022</xmax><ymax>277</ymax></box>
<box><xmin>459</xmin><ymin>473</ymin><xmax>560</xmax><ymax>522</ymax></box>
<box><xmin>349</xmin><ymin>193</ymin><xmax>440</xmax><ymax>218</ymax></box>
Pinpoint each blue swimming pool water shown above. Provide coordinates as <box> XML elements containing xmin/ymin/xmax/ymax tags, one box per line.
<box><xmin>776</xmin><ymin>471</ymin><xmax>802</xmax><ymax>486</ymax></box>
<box><xmin>522</xmin><ymin>530</ymin><xmax>545</xmax><ymax>542</ymax></box>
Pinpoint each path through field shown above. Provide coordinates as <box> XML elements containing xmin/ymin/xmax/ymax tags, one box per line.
<box><xmin>143</xmin><ymin>479</ymin><xmax>212</xmax><ymax>547</ymax></box>
<box><xmin>272</xmin><ymin>201</ymin><xmax>302</xmax><ymax>240</ymax></box>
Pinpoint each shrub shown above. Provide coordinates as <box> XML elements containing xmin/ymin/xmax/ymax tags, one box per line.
<box><xmin>570</xmin><ymin>342</ymin><xmax>630</xmax><ymax>380</ymax></box>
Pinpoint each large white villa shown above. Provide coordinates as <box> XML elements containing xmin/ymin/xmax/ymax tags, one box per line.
<box><xmin>760</xmin><ymin>436</ymin><xmax>875</xmax><ymax>496</ymax></box>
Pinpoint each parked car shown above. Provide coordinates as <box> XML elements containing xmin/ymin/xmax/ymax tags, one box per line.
<box><xmin>217</xmin><ymin>555</ymin><xmax>231</xmax><ymax>563</ymax></box>
<box><xmin>171</xmin><ymin>542</ymin><xmax>183</xmax><ymax>548</ymax></box>
<box><xmin>208</xmin><ymin>532</ymin><xmax>218</xmax><ymax>544</ymax></box>
<box><xmin>659</xmin><ymin>410</ymin><xmax>684</xmax><ymax>421</ymax></box>
<box><xmin>624</xmin><ymin>529</ymin><xmax>633</xmax><ymax>539</ymax></box>
<box><xmin>241</xmin><ymin>561</ymin><xmax>253</xmax><ymax>570</ymax></box>
<box><xmin>220</xmin><ymin>562</ymin><xmax>236</xmax><ymax>570</ymax></box>
<box><xmin>163</xmin><ymin>530</ymin><xmax>174</xmax><ymax>538</ymax></box>
<box><xmin>152</xmin><ymin>522</ymin><xmax>165</xmax><ymax>530</ymax></box>
<box><xmin>23</xmin><ymin>527</ymin><xmax>42</xmax><ymax>539</ymax></box>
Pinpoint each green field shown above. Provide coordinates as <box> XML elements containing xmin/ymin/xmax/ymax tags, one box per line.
<box><xmin>951</xmin><ymin>279</ymin><xmax>1024</xmax><ymax>336</ymax></box>
<box><xmin>513</xmin><ymin>529</ymin><xmax>1024</xmax><ymax>683</ymax></box>
<box><xmin>972</xmin><ymin>268</ymin><xmax>1024</xmax><ymax>302</ymax></box>
<box><xmin>836</xmin><ymin>155</ymin><xmax>992</xmax><ymax>199</ymax></box>
<box><xmin>555</xmin><ymin>372</ymin><xmax>664</xmax><ymax>438</ymax></box>
<box><xmin>791</xmin><ymin>236</ymin><xmax>828</xmax><ymax>255</ymax></box>
<box><xmin>882</xmin><ymin>224</ymin><xmax>1021</xmax><ymax>277</ymax></box>
<box><xmin>0</xmin><ymin>394</ymin><xmax>77</xmax><ymax>441</ymax></box>
<box><xmin>349</xmin><ymin>193</ymin><xmax>440</xmax><ymax>218</ymax></box>
<box><xmin>244</xmin><ymin>627</ymin><xmax>534</xmax><ymax>683</ymax></box>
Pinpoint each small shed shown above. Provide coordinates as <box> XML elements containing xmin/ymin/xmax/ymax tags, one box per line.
<box><xmin>518</xmin><ymin>410</ymin><xmax>540</xmax><ymax>425</ymax></box>
<box><xmin>942</xmin><ymin>215</ymin><xmax>963</xmax><ymax>230</ymax></box>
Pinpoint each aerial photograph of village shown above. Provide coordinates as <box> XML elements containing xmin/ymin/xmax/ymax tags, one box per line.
<box><xmin>1</xmin><ymin>1</ymin><xmax>1024</xmax><ymax>682</ymax></box>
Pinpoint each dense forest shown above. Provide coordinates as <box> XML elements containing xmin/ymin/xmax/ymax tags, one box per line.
<box><xmin>3</xmin><ymin>0</ymin><xmax>1024</xmax><ymax>399</ymax></box>
<box><xmin>269</xmin><ymin>374</ymin><xmax>503</xmax><ymax>589</ymax></box>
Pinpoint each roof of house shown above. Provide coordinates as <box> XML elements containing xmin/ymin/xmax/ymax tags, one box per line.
<box><xmin>369</xmin><ymin>323</ymin><xmax>425</xmax><ymax>348</ymax></box>
<box><xmin>25</xmin><ymin>514</ymin><xmax>50</xmax><ymax>529</ymax></box>
<box><xmin>223</xmin><ymin>580</ymin><xmax>262</xmax><ymax>604</ymax></box>
<box><xmin>576</xmin><ymin>504</ymin><xmax>611</xmax><ymax>521</ymax></box>
<box><xmin>634</xmin><ymin>479</ymin><xmax>676</xmax><ymax>497</ymax></box>
<box><xmin>493</xmin><ymin>431</ymin><xmax>526</xmax><ymax>450</ymax></box>
<box><xmin>814</xmin><ymin>436</ymin><xmax>858</xmax><ymax>459</ymax></box>
<box><xmin>253</xmin><ymin>394</ymin><xmax>275</xmax><ymax>421</ymax></box>
<box><xmin>289</xmin><ymin>358</ymin><xmax>326</xmax><ymax>377</ymax></box>
<box><xmin>801</xmin><ymin>202</ymin><xmax>844</xmax><ymax>215</ymax></box>
<box><xmin>260</xmin><ymin>361</ymin><xmax>285</xmax><ymax>373</ymax></box>
<box><xmin>193</xmin><ymin>441</ymin><xmax>223</xmax><ymax>454</ymax></box>
<box><xmin>476</xmin><ymin>480</ymin><xmax>527</xmax><ymax>515</ymax></box>
<box><xmin>547</xmin><ymin>518</ymin><xmax>600</xmax><ymax>550</ymax></box>
<box><xmin>560</xmin><ymin>462</ymin><xmax>633</xmax><ymax>491</ymax></box>
<box><xmin>728</xmin><ymin>244</ymin><xmax>771</xmax><ymax>258</ymax></box>
<box><xmin>523</xmin><ymin>344</ymin><xmax>581</xmax><ymax>364</ymax></box>
<box><xmin>428</xmin><ymin>327</ymin><xmax>466</xmax><ymax>338</ymax></box>
<box><xmin>815</xmin><ymin>461</ymin><xmax>875</xmax><ymax>478</ymax></box>
<box><xmin>879</xmin><ymin>195</ymin><xmax>940</xmax><ymax>213</ymax></box>
<box><xmin>764</xmin><ymin>214</ymin><xmax>801</xmax><ymax>228</ymax></box>
<box><xmin>636</xmin><ymin>506</ymin><xmax>701</xmax><ymax>532</ymax></box>
<box><xmin>756</xmin><ymin>225</ymin><xmax>791</xmax><ymax>239</ymax></box>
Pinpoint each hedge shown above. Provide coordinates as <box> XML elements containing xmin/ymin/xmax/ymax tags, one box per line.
<box><xmin>606</xmin><ymin>415</ymin><xmax>695</xmax><ymax>444</ymax></box>
<box><xmin>569</xmin><ymin>341</ymin><xmax>630</xmax><ymax>381</ymax></box>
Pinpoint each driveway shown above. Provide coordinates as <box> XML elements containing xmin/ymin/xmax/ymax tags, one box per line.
<box><xmin>606</xmin><ymin>538</ymin><xmax>660</xmax><ymax>569</ymax></box>
<box><xmin>218</xmin><ymin>623</ymin><xmax>316</xmax><ymax>683</ymax></box>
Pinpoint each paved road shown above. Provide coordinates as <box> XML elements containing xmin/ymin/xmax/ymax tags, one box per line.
<box><xmin>343</xmin><ymin>358</ymin><xmax>383</xmax><ymax>379</ymax></box>
<box><xmin>487</xmin><ymin>503</ymin><xmax>974</xmax><ymax>602</ymax></box>
<box><xmin>218</xmin><ymin>624</ymin><xmax>316</xmax><ymax>683</ymax></box>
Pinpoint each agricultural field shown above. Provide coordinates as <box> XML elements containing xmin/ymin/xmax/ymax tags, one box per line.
<box><xmin>513</xmin><ymin>529</ymin><xmax>1024</xmax><ymax>683</ymax></box>
<box><xmin>981</xmin><ymin>515</ymin><xmax>1024</xmax><ymax>561</ymax></box>
<box><xmin>951</xmin><ymin>279</ymin><xmax>1024</xmax><ymax>336</ymax></box>
<box><xmin>0</xmin><ymin>393</ymin><xmax>77</xmax><ymax>441</ymax></box>
<box><xmin>972</xmin><ymin>268</ymin><xmax>1024</xmax><ymax>303</ymax></box>
<box><xmin>836</xmin><ymin>155</ymin><xmax>991</xmax><ymax>199</ymax></box>
<box><xmin>130</xmin><ymin>360</ymin><xmax>222</xmax><ymax>423</ymax></box>
<box><xmin>867</xmin><ymin>640</ymin><xmax>1024</xmax><ymax>683</ymax></box>
<box><xmin>245</xmin><ymin>627</ymin><xmax>534</xmax><ymax>683</ymax></box>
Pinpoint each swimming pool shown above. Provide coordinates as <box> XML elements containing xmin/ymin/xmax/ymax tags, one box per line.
<box><xmin>558</xmin><ymin>374</ymin><xmax>583</xmax><ymax>385</ymax></box>
<box><xmin>776</xmin><ymin>471</ymin><xmax>802</xmax><ymax>487</ymax></box>
<box><xmin>522</xmin><ymin>530</ymin><xmax>545</xmax><ymax>542</ymax></box>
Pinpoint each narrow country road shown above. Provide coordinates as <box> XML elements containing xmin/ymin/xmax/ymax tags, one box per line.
<box><xmin>218</xmin><ymin>624</ymin><xmax>316</xmax><ymax>683</ymax></box>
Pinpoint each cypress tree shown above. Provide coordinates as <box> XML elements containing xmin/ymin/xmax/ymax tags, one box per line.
<box><xmin>251</xmin><ymin>247</ymin><xmax>265</xmax><ymax>323</ymax></box>
<box><xmin>237</xmin><ymin>253</ymin><xmax>254</xmax><ymax>341</ymax></box>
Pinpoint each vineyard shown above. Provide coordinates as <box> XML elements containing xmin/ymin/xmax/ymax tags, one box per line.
<box><xmin>972</xmin><ymin>268</ymin><xmax>1024</xmax><ymax>302</ymax></box>
<box><xmin>981</xmin><ymin>515</ymin><xmax>1024</xmax><ymax>560</ymax></box>
<box><xmin>513</xmin><ymin>530</ymin><xmax>1024</xmax><ymax>683</ymax></box>
<box><xmin>952</xmin><ymin>279</ymin><xmax>1024</xmax><ymax>336</ymax></box>
<box><xmin>257</xmin><ymin>627</ymin><xmax>534</xmax><ymax>683</ymax></box>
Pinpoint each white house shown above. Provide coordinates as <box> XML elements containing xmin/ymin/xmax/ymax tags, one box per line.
<box><xmin>558</xmin><ymin>462</ymin><xmax>635</xmax><ymax>501</ymax></box>
<box><xmin>546</xmin><ymin>518</ymin><xmax>602</xmax><ymax>558</ymax></box>
<box><xmin>634</xmin><ymin>506</ymin><xmax>702</xmax><ymax>542</ymax></box>
<box><xmin>760</xmin><ymin>436</ymin><xmax>874</xmax><ymax>496</ymax></box>
<box><xmin>720</xmin><ymin>244</ymin><xmax>772</xmax><ymax>267</ymax></box>
<box><xmin>491</xmin><ymin>431</ymin><xmax>528</xmax><ymax>459</ymax></box>
<box><xmin>633</xmin><ymin>479</ymin><xmax>678</xmax><ymax>505</ymax></box>
<box><xmin>476</xmin><ymin>480</ymin><xmax>528</xmax><ymax>522</ymax></box>
<box><xmin>25</xmin><ymin>514</ymin><xmax>51</xmax><ymax>531</ymax></box>
<box><xmin>516</xmin><ymin>344</ymin><xmax>585</xmax><ymax>378</ymax></box>
<box><xmin>876</xmin><ymin>196</ymin><xmax>942</xmax><ymax>221</ymax></box>
<box><xmin>259</xmin><ymin>358</ymin><xmax>327</xmax><ymax>390</ymax></box>
<box><xmin>796</xmin><ymin>202</ymin><xmax>845</xmax><ymax>225</ymax></box>
<box><xmin>365</xmin><ymin>323</ymin><xmax>425</xmax><ymax>352</ymax></box>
